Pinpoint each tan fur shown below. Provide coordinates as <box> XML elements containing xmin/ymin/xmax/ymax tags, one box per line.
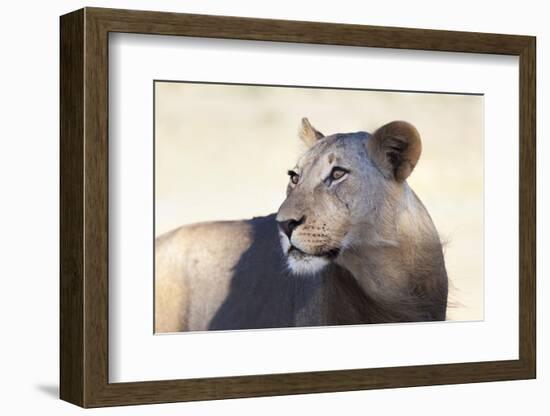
<box><xmin>155</xmin><ymin>229</ymin><xmax>189</xmax><ymax>332</ymax></box>
<box><xmin>155</xmin><ymin>221</ymin><xmax>254</xmax><ymax>332</ymax></box>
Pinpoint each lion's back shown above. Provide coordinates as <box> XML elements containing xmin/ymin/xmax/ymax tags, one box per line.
<box><xmin>154</xmin><ymin>214</ymin><xmax>285</xmax><ymax>332</ymax></box>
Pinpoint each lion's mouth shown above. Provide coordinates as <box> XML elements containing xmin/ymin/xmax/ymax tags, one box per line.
<box><xmin>288</xmin><ymin>245</ymin><xmax>340</xmax><ymax>260</ymax></box>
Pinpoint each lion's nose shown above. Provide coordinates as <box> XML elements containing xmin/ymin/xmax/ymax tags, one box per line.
<box><xmin>277</xmin><ymin>216</ymin><xmax>305</xmax><ymax>239</ymax></box>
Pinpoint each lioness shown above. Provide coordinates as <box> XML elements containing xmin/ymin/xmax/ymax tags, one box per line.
<box><xmin>155</xmin><ymin>118</ymin><xmax>448</xmax><ymax>332</ymax></box>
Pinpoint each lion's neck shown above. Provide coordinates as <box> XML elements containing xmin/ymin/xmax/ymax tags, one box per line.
<box><xmin>333</xmin><ymin>187</ymin><xmax>447</xmax><ymax>321</ymax></box>
<box><xmin>337</xmin><ymin>240</ymin><xmax>413</xmax><ymax>301</ymax></box>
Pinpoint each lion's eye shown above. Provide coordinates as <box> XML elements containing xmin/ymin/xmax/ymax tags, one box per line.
<box><xmin>288</xmin><ymin>170</ymin><xmax>300</xmax><ymax>185</ymax></box>
<box><xmin>330</xmin><ymin>167</ymin><xmax>348</xmax><ymax>181</ymax></box>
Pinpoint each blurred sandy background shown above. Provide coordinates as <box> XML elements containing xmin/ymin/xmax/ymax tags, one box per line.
<box><xmin>155</xmin><ymin>82</ymin><xmax>483</xmax><ymax>321</ymax></box>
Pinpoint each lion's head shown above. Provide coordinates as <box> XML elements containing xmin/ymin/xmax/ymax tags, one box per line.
<box><xmin>276</xmin><ymin>118</ymin><xmax>423</xmax><ymax>275</ymax></box>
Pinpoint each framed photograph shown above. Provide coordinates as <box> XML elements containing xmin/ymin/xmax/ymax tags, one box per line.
<box><xmin>60</xmin><ymin>7</ymin><xmax>536</xmax><ymax>408</ymax></box>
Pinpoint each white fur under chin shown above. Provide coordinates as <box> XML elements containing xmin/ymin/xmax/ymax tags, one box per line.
<box><xmin>279</xmin><ymin>232</ymin><xmax>329</xmax><ymax>276</ymax></box>
<box><xmin>287</xmin><ymin>254</ymin><xmax>329</xmax><ymax>276</ymax></box>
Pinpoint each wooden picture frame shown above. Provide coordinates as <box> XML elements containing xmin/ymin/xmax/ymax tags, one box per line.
<box><xmin>60</xmin><ymin>7</ymin><xmax>536</xmax><ymax>408</ymax></box>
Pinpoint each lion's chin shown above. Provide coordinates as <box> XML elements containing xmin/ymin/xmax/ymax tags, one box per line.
<box><xmin>278</xmin><ymin>233</ymin><xmax>337</xmax><ymax>275</ymax></box>
<box><xmin>286</xmin><ymin>251</ymin><xmax>330</xmax><ymax>276</ymax></box>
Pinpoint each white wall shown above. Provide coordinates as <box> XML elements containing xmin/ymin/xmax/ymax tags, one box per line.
<box><xmin>0</xmin><ymin>0</ymin><xmax>545</xmax><ymax>414</ymax></box>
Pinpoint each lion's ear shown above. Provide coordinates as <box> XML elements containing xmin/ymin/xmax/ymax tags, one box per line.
<box><xmin>299</xmin><ymin>118</ymin><xmax>324</xmax><ymax>147</ymax></box>
<box><xmin>367</xmin><ymin>121</ymin><xmax>422</xmax><ymax>182</ymax></box>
